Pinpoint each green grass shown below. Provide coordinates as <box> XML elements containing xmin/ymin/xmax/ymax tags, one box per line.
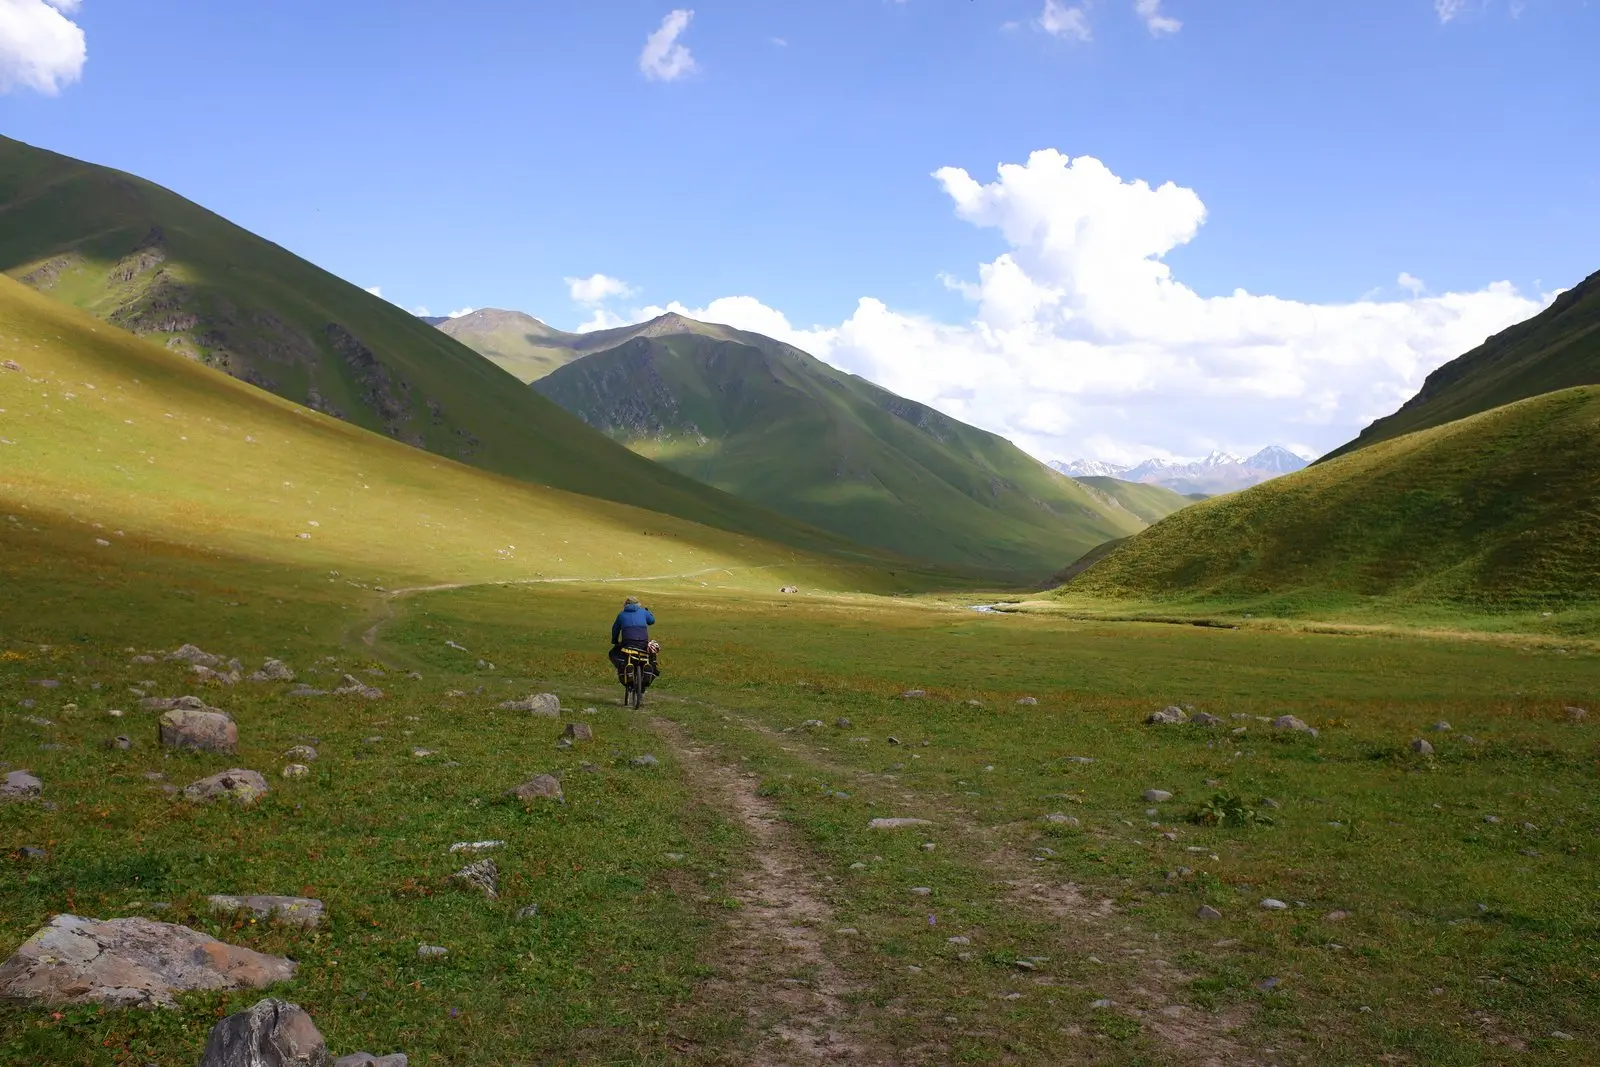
<box><xmin>1074</xmin><ymin>477</ymin><xmax>1192</xmax><ymax>526</ymax></box>
<box><xmin>434</xmin><ymin>309</ymin><xmax>588</xmax><ymax>383</ymax></box>
<box><xmin>1324</xmin><ymin>266</ymin><xmax>1599</xmax><ymax>461</ymax></box>
<box><xmin>0</xmin><ymin>136</ymin><xmax>909</xmax><ymax>564</ymax></box>
<box><xmin>533</xmin><ymin>327</ymin><xmax>1147</xmax><ymax>579</ymax></box>
<box><xmin>1061</xmin><ymin>387</ymin><xmax>1600</xmax><ymax>623</ymax></box>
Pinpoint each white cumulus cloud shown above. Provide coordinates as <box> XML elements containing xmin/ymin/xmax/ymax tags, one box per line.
<box><xmin>640</xmin><ymin>9</ymin><xmax>697</xmax><ymax>82</ymax></box>
<box><xmin>1134</xmin><ymin>0</ymin><xmax>1181</xmax><ymax>35</ymax></box>
<box><xmin>567</xmin><ymin>273</ymin><xmax>637</xmax><ymax>305</ymax></box>
<box><xmin>0</xmin><ymin>0</ymin><xmax>87</xmax><ymax>95</ymax></box>
<box><xmin>447</xmin><ymin>307</ymin><xmax>475</xmax><ymax>318</ymax></box>
<box><xmin>1039</xmin><ymin>0</ymin><xmax>1092</xmax><ymax>41</ymax></box>
<box><xmin>364</xmin><ymin>285</ymin><xmax>383</xmax><ymax>297</ymax></box>
<box><xmin>1397</xmin><ymin>272</ymin><xmax>1426</xmax><ymax>297</ymax></box>
<box><xmin>584</xmin><ymin>149</ymin><xmax>1549</xmax><ymax>463</ymax></box>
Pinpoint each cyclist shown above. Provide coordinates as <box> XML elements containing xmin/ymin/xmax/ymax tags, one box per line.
<box><xmin>608</xmin><ymin>595</ymin><xmax>660</xmax><ymax>693</ymax></box>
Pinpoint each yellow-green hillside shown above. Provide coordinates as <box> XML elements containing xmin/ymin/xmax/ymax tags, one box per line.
<box><xmin>1062</xmin><ymin>386</ymin><xmax>1600</xmax><ymax>613</ymax></box>
<box><xmin>0</xmin><ymin>277</ymin><xmax>926</xmax><ymax>595</ymax></box>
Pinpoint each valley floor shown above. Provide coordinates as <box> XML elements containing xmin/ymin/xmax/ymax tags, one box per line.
<box><xmin>2</xmin><ymin>532</ymin><xmax>1598</xmax><ymax>1065</ymax></box>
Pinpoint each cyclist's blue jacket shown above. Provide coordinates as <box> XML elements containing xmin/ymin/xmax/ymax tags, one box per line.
<box><xmin>611</xmin><ymin>604</ymin><xmax>656</xmax><ymax>645</ymax></box>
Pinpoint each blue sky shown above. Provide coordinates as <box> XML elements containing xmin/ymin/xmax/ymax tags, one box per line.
<box><xmin>4</xmin><ymin>0</ymin><xmax>1597</xmax><ymax>461</ymax></box>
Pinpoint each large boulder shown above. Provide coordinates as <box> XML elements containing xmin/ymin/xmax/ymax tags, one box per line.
<box><xmin>159</xmin><ymin>708</ymin><xmax>238</xmax><ymax>753</ymax></box>
<box><xmin>184</xmin><ymin>769</ymin><xmax>270</xmax><ymax>806</ymax></box>
<box><xmin>208</xmin><ymin>895</ymin><xmax>325</xmax><ymax>929</ymax></box>
<box><xmin>199</xmin><ymin>998</ymin><xmax>330</xmax><ymax>1067</ymax></box>
<box><xmin>500</xmin><ymin>693</ymin><xmax>559</xmax><ymax>716</ymax></box>
<box><xmin>1</xmin><ymin>770</ymin><xmax>41</xmax><ymax>802</ymax></box>
<box><xmin>0</xmin><ymin>915</ymin><xmax>295</xmax><ymax>1009</ymax></box>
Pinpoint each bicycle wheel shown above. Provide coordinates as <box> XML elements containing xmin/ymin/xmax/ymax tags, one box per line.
<box><xmin>628</xmin><ymin>660</ymin><xmax>642</xmax><ymax>709</ymax></box>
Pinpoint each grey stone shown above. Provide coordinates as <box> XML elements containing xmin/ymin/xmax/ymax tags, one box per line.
<box><xmin>1143</xmin><ymin>789</ymin><xmax>1173</xmax><ymax>803</ymax></box>
<box><xmin>1042</xmin><ymin>813</ymin><xmax>1079</xmax><ymax>827</ymax></box>
<box><xmin>1261</xmin><ymin>798</ymin><xmax>1282</xmax><ymax>809</ymax></box>
<box><xmin>1410</xmin><ymin>738</ymin><xmax>1434</xmax><ymax>755</ymax></box>
<box><xmin>200</xmin><ymin>998</ymin><xmax>330</xmax><ymax>1067</ymax></box>
<box><xmin>286</xmin><ymin>686</ymin><xmax>328</xmax><ymax>698</ymax></box>
<box><xmin>801</xmin><ymin>719</ymin><xmax>825</xmax><ymax>729</ymax></box>
<box><xmin>630</xmin><ymin>753</ymin><xmax>659</xmax><ymax>768</ymax></box>
<box><xmin>22</xmin><ymin>715</ymin><xmax>54</xmax><ymax>727</ymax></box>
<box><xmin>0</xmin><ymin>915</ymin><xmax>295</xmax><ymax>1009</ymax></box>
<box><xmin>15</xmin><ymin>846</ymin><xmax>47</xmax><ymax>859</ymax></box>
<box><xmin>910</xmin><ymin>887</ymin><xmax>932</xmax><ymax>896</ymax></box>
<box><xmin>284</xmin><ymin>745</ymin><xmax>318</xmax><ymax>762</ymax></box>
<box><xmin>159</xmin><ymin>708</ymin><xmax>238</xmax><ymax>753</ymax></box>
<box><xmin>501</xmin><ymin>692</ymin><xmax>560</xmax><ymax>716</ymax></box>
<box><xmin>167</xmin><ymin>644</ymin><xmax>223</xmax><ymax>668</ymax></box>
<box><xmin>192</xmin><ymin>664</ymin><xmax>242</xmax><ymax>686</ymax></box>
<box><xmin>1015</xmin><ymin>697</ymin><xmax>1038</xmax><ymax>706</ymax></box>
<box><xmin>562</xmin><ymin>722</ymin><xmax>592</xmax><ymax>742</ymax></box>
<box><xmin>449</xmin><ymin>840</ymin><xmax>504</xmax><ymax>854</ymax></box>
<box><xmin>515</xmin><ymin>905</ymin><xmax>540</xmax><ymax>920</ymax></box>
<box><xmin>451</xmin><ymin>859</ymin><xmax>498</xmax><ymax>898</ymax></box>
<box><xmin>1146</xmin><ymin>706</ymin><xmax>1187</xmax><ymax>725</ymax></box>
<box><xmin>835</xmin><ymin>717</ymin><xmax>853</xmax><ymax>728</ymax></box>
<box><xmin>1429</xmin><ymin>721</ymin><xmax>1451</xmax><ymax>732</ymax></box>
<box><xmin>1260</xmin><ymin>898</ymin><xmax>1288</xmax><ymax>910</ymax></box>
<box><xmin>1324</xmin><ymin>910</ymin><xmax>1351</xmax><ymax>922</ymax></box>
<box><xmin>508</xmin><ymin>774</ymin><xmax>563</xmax><ymax>802</ymax></box>
<box><xmin>281</xmin><ymin>764</ymin><xmax>310</xmax><ymax>779</ymax></box>
<box><xmin>29</xmin><ymin>679</ymin><xmax>60</xmax><ymax>689</ymax></box>
<box><xmin>184</xmin><ymin>769</ymin><xmax>270</xmax><ymax>806</ymax></box>
<box><xmin>1272</xmin><ymin>715</ymin><xmax>1318</xmax><ymax>737</ymax></box>
<box><xmin>109</xmin><ymin>735</ymin><xmax>133</xmax><ymax>751</ymax></box>
<box><xmin>140</xmin><ymin>694</ymin><xmax>209</xmax><ymax>712</ymax></box>
<box><xmin>779</xmin><ymin>585</ymin><xmax>799</xmax><ymax>594</ymax></box>
<box><xmin>248</xmin><ymin>660</ymin><xmax>296</xmax><ymax>683</ymax></box>
<box><xmin>900</xmin><ymin>689</ymin><xmax>926</xmax><ymax>699</ymax></box>
<box><xmin>1254</xmin><ymin>976</ymin><xmax>1280</xmax><ymax>991</ymax></box>
<box><xmin>416</xmin><ymin>945</ymin><xmax>447</xmax><ymax>959</ymax></box>
<box><xmin>1195</xmin><ymin>905</ymin><xmax>1223</xmax><ymax>920</ymax></box>
<box><xmin>334</xmin><ymin>1055</ymin><xmax>408</xmax><ymax>1067</ymax></box>
<box><xmin>207</xmin><ymin>895</ymin><xmax>325</xmax><ymax>929</ymax></box>
<box><xmin>1</xmin><ymin>770</ymin><xmax>42</xmax><ymax>801</ymax></box>
<box><xmin>1190</xmin><ymin>713</ymin><xmax>1224</xmax><ymax>727</ymax></box>
<box><xmin>868</xmin><ymin>817</ymin><xmax>932</xmax><ymax>830</ymax></box>
<box><xmin>129</xmin><ymin>654</ymin><xmax>157</xmax><ymax>665</ymax></box>
<box><xmin>1565</xmin><ymin>706</ymin><xmax>1587</xmax><ymax>722</ymax></box>
<box><xmin>334</xmin><ymin>675</ymin><xmax>383</xmax><ymax>700</ymax></box>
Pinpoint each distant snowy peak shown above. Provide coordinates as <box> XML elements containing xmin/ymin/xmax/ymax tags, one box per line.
<box><xmin>1055</xmin><ymin>446</ymin><xmax>1311</xmax><ymax>495</ymax></box>
<box><xmin>1049</xmin><ymin>458</ymin><xmax>1130</xmax><ymax>478</ymax></box>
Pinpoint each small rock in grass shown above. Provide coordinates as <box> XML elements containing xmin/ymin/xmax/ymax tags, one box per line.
<box><xmin>1272</xmin><ymin>715</ymin><xmax>1318</xmax><ymax>737</ymax></box>
<box><xmin>129</xmin><ymin>654</ymin><xmax>156</xmax><ymax>665</ymax></box>
<box><xmin>335</xmin><ymin>1055</ymin><xmax>409</xmax><ymax>1067</ymax></box>
<box><xmin>1410</xmin><ymin>738</ymin><xmax>1434</xmax><ymax>755</ymax></box>
<box><xmin>248</xmin><ymin>659</ymin><xmax>296</xmax><ymax>683</ymax></box>
<box><xmin>29</xmin><ymin>679</ymin><xmax>60</xmax><ymax>689</ymax></box>
<box><xmin>508</xmin><ymin>775</ymin><xmax>563</xmax><ymax>802</ymax></box>
<box><xmin>1146</xmin><ymin>706</ymin><xmax>1187</xmax><ymax>725</ymax></box>
<box><xmin>167</xmin><ymin>644</ymin><xmax>223</xmax><ymax>668</ymax></box>
<box><xmin>1091</xmin><ymin>999</ymin><xmax>1113</xmax><ymax>1009</ymax></box>
<box><xmin>1564</xmin><ymin>706</ymin><xmax>1587</xmax><ymax>722</ymax></box>
<box><xmin>107</xmin><ymin>736</ymin><xmax>132</xmax><ymax>751</ymax></box>
<box><xmin>947</xmin><ymin>935</ymin><xmax>971</xmax><ymax>945</ymax></box>
<box><xmin>183</xmin><ymin>769</ymin><xmax>270</xmax><ymax>806</ymax></box>
<box><xmin>411</xmin><ymin>748</ymin><xmax>437</xmax><ymax>758</ymax></box>
<box><xmin>1483</xmin><ymin>814</ymin><xmax>1501</xmax><ymax>824</ymax></box>
<box><xmin>1195</xmin><ymin>905</ymin><xmax>1223</xmax><ymax>920</ymax></box>
<box><xmin>1429</xmin><ymin>721</ymin><xmax>1451</xmax><ymax>732</ymax></box>
<box><xmin>198</xmin><ymin>997</ymin><xmax>328</xmax><ymax>1067</ymax></box>
<box><xmin>1254</xmin><ymin>976</ymin><xmax>1281</xmax><ymax>991</ymax></box>
<box><xmin>451</xmin><ymin>859</ymin><xmax>498</xmax><ymax>899</ymax></box>
<box><xmin>1324</xmin><ymin>910</ymin><xmax>1351</xmax><ymax>922</ymax></box>
<box><xmin>562</xmin><ymin>722</ymin><xmax>593</xmax><ymax>742</ymax></box>
<box><xmin>630</xmin><ymin>754</ymin><xmax>659</xmax><ymax>768</ymax></box>
<box><xmin>801</xmin><ymin>719</ymin><xmax>825</xmax><ymax>729</ymax></box>
<box><xmin>282</xmin><ymin>764</ymin><xmax>310</xmax><ymax>779</ymax></box>
<box><xmin>1014</xmin><ymin>959</ymin><xmax>1037</xmax><ymax>971</ymax></box>
<box><xmin>416</xmin><ymin>945</ymin><xmax>448</xmax><ymax>959</ymax></box>
<box><xmin>284</xmin><ymin>745</ymin><xmax>318</xmax><ymax>762</ymax></box>
<box><xmin>501</xmin><ymin>693</ymin><xmax>559</xmax><ymax>716</ymax></box>
<box><xmin>1261</xmin><ymin>899</ymin><xmax>1289</xmax><ymax>911</ymax></box>
<box><xmin>1042</xmin><ymin>813</ymin><xmax>1079</xmax><ymax>827</ymax></box>
<box><xmin>159</xmin><ymin>709</ymin><xmax>238</xmax><ymax>754</ymax></box>
<box><xmin>835</xmin><ymin>717</ymin><xmax>853</xmax><ymax>728</ymax></box>
<box><xmin>868</xmin><ymin>817</ymin><xmax>932</xmax><ymax>830</ymax></box>
<box><xmin>334</xmin><ymin>675</ymin><xmax>383</xmax><ymax>700</ymax></box>
<box><xmin>1</xmin><ymin>770</ymin><xmax>42</xmax><ymax>801</ymax></box>
<box><xmin>900</xmin><ymin>689</ymin><xmax>926</xmax><ymax>699</ymax></box>
<box><xmin>1190</xmin><ymin>713</ymin><xmax>1223</xmax><ymax>727</ymax></box>
<box><xmin>449</xmin><ymin>840</ymin><xmax>504</xmax><ymax>854</ymax></box>
<box><xmin>909</xmin><ymin>887</ymin><xmax>932</xmax><ymax>896</ymax></box>
<box><xmin>1261</xmin><ymin>797</ymin><xmax>1282</xmax><ymax>809</ymax></box>
<box><xmin>1143</xmin><ymin>789</ymin><xmax>1173</xmax><ymax>803</ymax></box>
<box><xmin>1016</xmin><ymin>696</ymin><xmax>1037</xmax><ymax>706</ymax></box>
<box><xmin>207</xmin><ymin>895</ymin><xmax>324</xmax><ymax>929</ymax></box>
<box><xmin>515</xmin><ymin>905</ymin><xmax>540</xmax><ymax>920</ymax></box>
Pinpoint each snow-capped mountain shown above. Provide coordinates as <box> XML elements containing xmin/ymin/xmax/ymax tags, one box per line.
<box><xmin>1050</xmin><ymin>446</ymin><xmax>1310</xmax><ymax>496</ymax></box>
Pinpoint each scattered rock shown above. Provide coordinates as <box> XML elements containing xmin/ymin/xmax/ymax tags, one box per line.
<box><xmin>868</xmin><ymin>817</ymin><xmax>932</xmax><ymax>830</ymax></box>
<box><xmin>1196</xmin><ymin>905</ymin><xmax>1223</xmax><ymax>920</ymax></box>
<box><xmin>1016</xmin><ymin>696</ymin><xmax>1038</xmax><ymax>706</ymax></box>
<box><xmin>1260</xmin><ymin>898</ymin><xmax>1289</xmax><ymax>911</ymax></box>
<box><xmin>835</xmin><ymin>717</ymin><xmax>853</xmax><ymax>728</ymax></box>
<box><xmin>801</xmin><ymin>719</ymin><xmax>825</xmax><ymax>729</ymax></box>
<box><xmin>1146</xmin><ymin>706</ymin><xmax>1187</xmax><ymax>725</ymax></box>
<box><xmin>1143</xmin><ymin>789</ymin><xmax>1173</xmax><ymax>803</ymax></box>
<box><xmin>1062</xmin><ymin>755</ymin><xmax>1095</xmax><ymax>764</ymax></box>
<box><xmin>1564</xmin><ymin>706</ymin><xmax>1587</xmax><ymax>722</ymax></box>
<box><xmin>1410</xmin><ymin>738</ymin><xmax>1434</xmax><ymax>756</ymax></box>
<box><xmin>141</xmin><ymin>694</ymin><xmax>210</xmax><ymax>712</ymax></box>
<box><xmin>129</xmin><ymin>654</ymin><xmax>156</xmax><ymax>665</ymax></box>
<box><xmin>0</xmin><ymin>915</ymin><xmax>295</xmax><ymax>1009</ymax></box>
<box><xmin>14</xmin><ymin>846</ymin><xmax>47</xmax><ymax>860</ymax></box>
<box><xmin>1272</xmin><ymin>715</ymin><xmax>1318</xmax><ymax>737</ymax></box>
<box><xmin>630</xmin><ymin>754</ymin><xmax>659</xmax><ymax>768</ymax></box>
<box><xmin>562</xmin><ymin>722</ymin><xmax>593</xmax><ymax>742</ymax></box>
<box><xmin>411</xmin><ymin>748</ymin><xmax>437</xmax><ymax>758</ymax></box>
<box><xmin>183</xmin><ymin>769</ymin><xmax>270</xmax><ymax>806</ymax></box>
<box><xmin>501</xmin><ymin>693</ymin><xmax>560</xmax><ymax>716</ymax></box>
<box><xmin>198</xmin><ymin>997</ymin><xmax>330</xmax><ymax>1067</ymax></box>
<box><xmin>508</xmin><ymin>774</ymin><xmax>563</xmax><ymax>802</ymax></box>
<box><xmin>281</xmin><ymin>764</ymin><xmax>310</xmax><ymax>779</ymax></box>
<box><xmin>286</xmin><ymin>685</ymin><xmax>328</xmax><ymax>698</ymax></box>
<box><xmin>159</xmin><ymin>708</ymin><xmax>238</xmax><ymax>753</ymax></box>
<box><xmin>28</xmin><ymin>679</ymin><xmax>60</xmax><ymax>689</ymax></box>
<box><xmin>1254</xmin><ymin>976</ymin><xmax>1281</xmax><ymax>992</ymax></box>
<box><xmin>1429</xmin><ymin>721</ymin><xmax>1451</xmax><ymax>732</ymax></box>
<box><xmin>515</xmin><ymin>905</ymin><xmax>540</xmax><ymax>921</ymax></box>
<box><xmin>167</xmin><ymin>644</ymin><xmax>223</xmax><ymax>668</ymax></box>
<box><xmin>947</xmin><ymin>935</ymin><xmax>971</xmax><ymax>945</ymax></box>
<box><xmin>1</xmin><ymin>770</ymin><xmax>42</xmax><ymax>802</ymax></box>
<box><xmin>334</xmin><ymin>675</ymin><xmax>383</xmax><ymax>700</ymax></box>
<box><xmin>192</xmin><ymin>664</ymin><xmax>242</xmax><ymax>686</ymax></box>
<box><xmin>108</xmin><ymin>735</ymin><xmax>133</xmax><ymax>751</ymax></box>
<box><xmin>779</xmin><ymin>585</ymin><xmax>799</xmax><ymax>594</ymax></box>
<box><xmin>909</xmin><ymin>886</ymin><xmax>932</xmax><ymax>896</ymax></box>
<box><xmin>22</xmin><ymin>715</ymin><xmax>54</xmax><ymax>727</ymax></box>
<box><xmin>335</xmin><ymin>1055</ymin><xmax>409</xmax><ymax>1067</ymax></box>
<box><xmin>1191</xmin><ymin>712</ymin><xmax>1224</xmax><ymax>727</ymax></box>
<box><xmin>416</xmin><ymin>945</ymin><xmax>448</xmax><ymax>959</ymax></box>
<box><xmin>451</xmin><ymin>859</ymin><xmax>499</xmax><ymax>898</ymax></box>
<box><xmin>1042</xmin><ymin>813</ymin><xmax>1079</xmax><ymax>827</ymax></box>
<box><xmin>248</xmin><ymin>659</ymin><xmax>296</xmax><ymax>683</ymax></box>
<box><xmin>207</xmin><ymin>895</ymin><xmax>325</xmax><ymax>929</ymax></box>
<box><xmin>284</xmin><ymin>745</ymin><xmax>318</xmax><ymax>762</ymax></box>
<box><xmin>900</xmin><ymin>689</ymin><xmax>926</xmax><ymax>699</ymax></box>
<box><xmin>448</xmin><ymin>840</ymin><xmax>504</xmax><ymax>854</ymax></box>
<box><xmin>1324</xmin><ymin>910</ymin><xmax>1351</xmax><ymax>922</ymax></box>
<box><xmin>1260</xmin><ymin>798</ymin><xmax>1282</xmax><ymax>809</ymax></box>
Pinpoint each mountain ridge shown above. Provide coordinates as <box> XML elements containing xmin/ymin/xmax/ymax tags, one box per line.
<box><xmin>1051</xmin><ymin>445</ymin><xmax>1309</xmax><ymax>495</ymax></box>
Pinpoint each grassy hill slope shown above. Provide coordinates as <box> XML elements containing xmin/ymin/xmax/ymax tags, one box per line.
<box><xmin>1074</xmin><ymin>476</ymin><xmax>1192</xmax><ymax>526</ymax></box>
<box><xmin>1325</xmin><ymin>267</ymin><xmax>1600</xmax><ymax>460</ymax></box>
<box><xmin>0</xmin><ymin>277</ymin><xmax>935</xmax><ymax>595</ymax></box>
<box><xmin>0</xmin><ymin>136</ymin><xmax>877</xmax><ymax>561</ymax></box>
<box><xmin>438</xmin><ymin>309</ymin><xmax>753</xmax><ymax>383</ymax></box>
<box><xmin>534</xmin><ymin>324</ymin><xmax>1146</xmax><ymax>576</ymax></box>
<box><xmin>1062</xmin><ymin>387</ymin><xmax>1600</xmax><ymax>612</ymax></box>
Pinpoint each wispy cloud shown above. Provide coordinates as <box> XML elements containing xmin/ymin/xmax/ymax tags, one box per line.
<box><xmin>1397</xmin><ymin>272</ymin><xmax>1426</xmax><ymax>297</ymax></box>
<box><xmin>447</xmin><ymin>307</ymin><xmax>475</xmax><ymax>319</ymax></box>
<box><xmin>0</xmin><ymin>0</ymin><xmax>87</xmax><ymax>95</ymax></box>
<box><xmin>1039</xmin><ymin>0</ymin><xmax>1092</xmax><ymax>41</ymax></box>
<box><xmin>566</xmin><ymin>273</ymin><xmax>637</xmax><ymax>305</ymax></box>
<box><xmin>1434</xmin><ymin>0</ymin><xmax>1470</xmax><ymax>23</ymax></box>
<box><xmin>1134</xmin><ymin>0</ymin><xmax>1181</xmax><ymax>35</ymax></box>
<box><xmin>640</xmin><ymin>9</ymin><xmax>697</xmax><ymax>82</ymax></box>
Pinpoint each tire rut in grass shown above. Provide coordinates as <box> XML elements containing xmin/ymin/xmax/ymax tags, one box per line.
<box><xmin>653</xmin><ymin>716</ymin><xmax>883</xmax><ymax>1065</ymax></box>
